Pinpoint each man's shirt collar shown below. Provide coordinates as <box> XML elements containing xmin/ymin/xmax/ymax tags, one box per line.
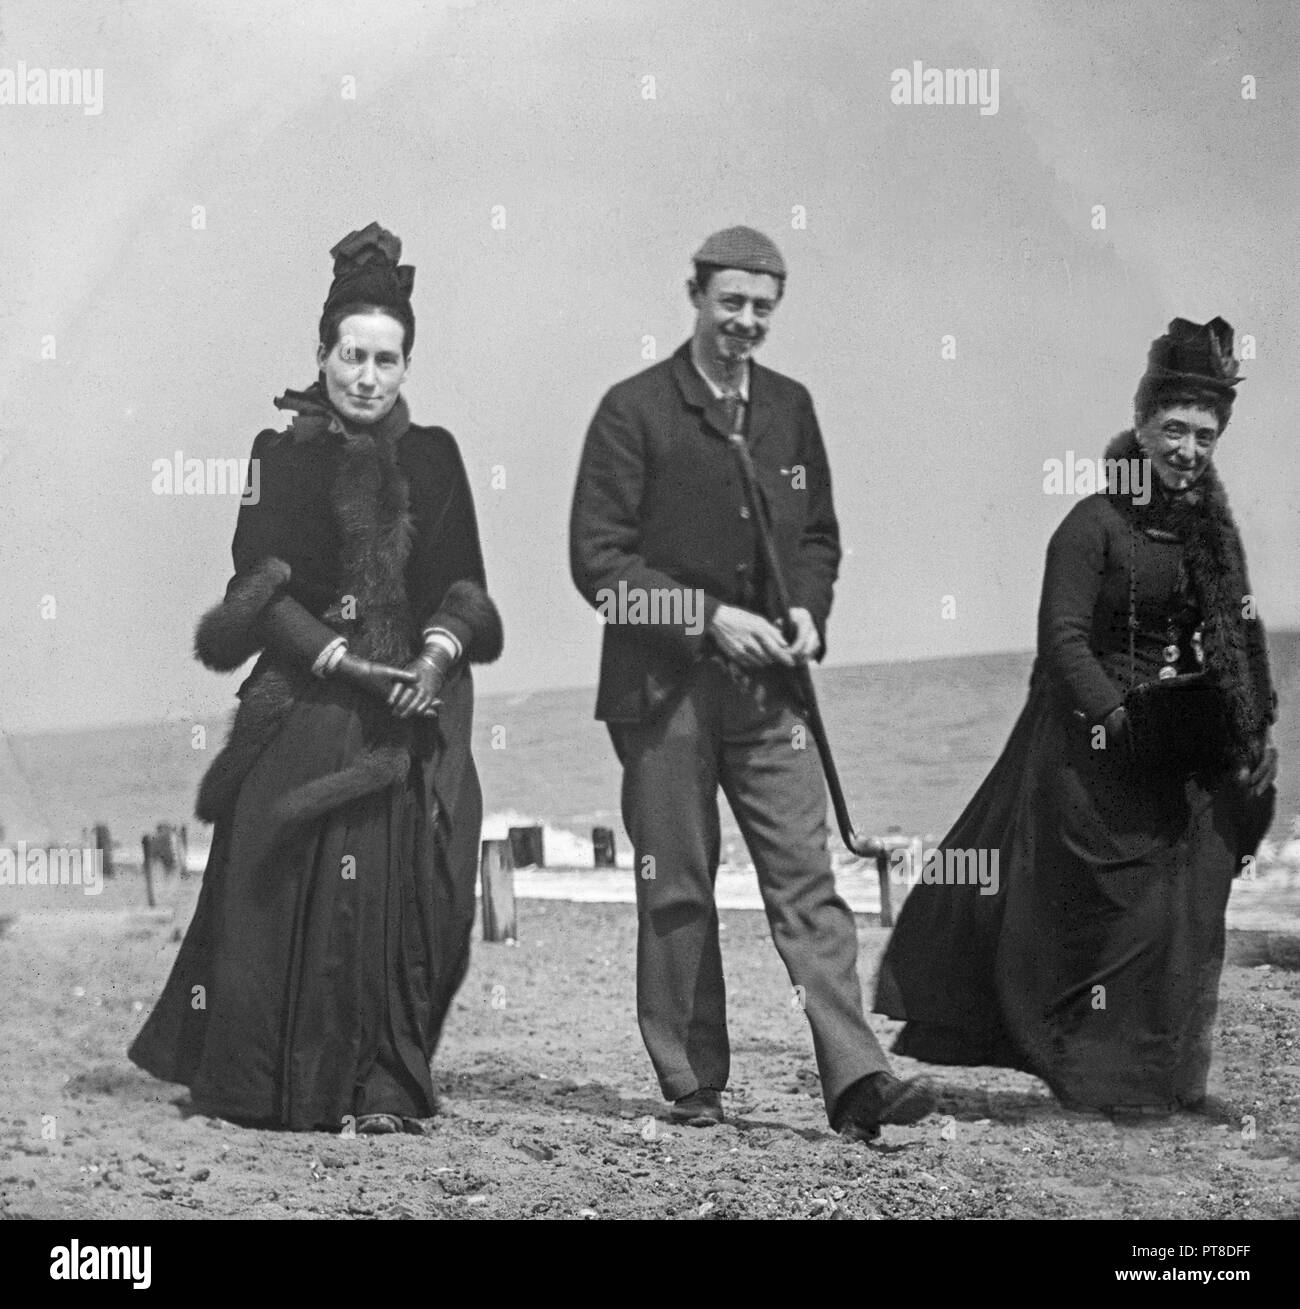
<box><xmin>690</xmin><ymin>339</ymin><xmax>750</xmax><ymax>401</ymax></box>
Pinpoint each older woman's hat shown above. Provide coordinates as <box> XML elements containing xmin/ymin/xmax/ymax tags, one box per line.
<box><xmin>1142</xmin><ymin>317</ymin><xmax>1243</xmax><ymax>393</ymax></box>
<box><xmin>693</xmin><ymin>226</ymin><xmax>787</xmax><ymax>280</ymax></box>
<box><xmin>322</xmin><ymin>221</ymin><xmax>416</xmax><ymax>339</ymax></box>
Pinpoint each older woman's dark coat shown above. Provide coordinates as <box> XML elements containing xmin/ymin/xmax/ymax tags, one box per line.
<box><xmin>130</xmin><ymin>393</ymin><xmax>502</xmax><ymax>1129</ymax></box>
<box><xmin>875</xmin><ymin>436</ymin><xmax>1275</xmax><ymax>1111</ymax></box>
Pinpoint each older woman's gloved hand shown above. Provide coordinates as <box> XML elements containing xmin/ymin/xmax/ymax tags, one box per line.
<box><xmin>1101</xmin><ymin>704</ymin><xmax>1130</xmax><ymax>750</ymax></box>
<box><xmin>1239</xmin><ymin>733</ymin><xmax>1279</xmax><ymax>797</ymax></box>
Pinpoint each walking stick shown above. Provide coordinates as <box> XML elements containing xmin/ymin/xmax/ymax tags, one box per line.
<box><xmin>724</xmin><ymin>400</ymin><xmax>885</xmax><ymax>859</ymax></box>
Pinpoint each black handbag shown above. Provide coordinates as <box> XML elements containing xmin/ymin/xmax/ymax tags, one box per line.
<box><xmin>1120</xmin><ymin>528</ymin><xmax>1233</xmax><ymax>777</ymax></box>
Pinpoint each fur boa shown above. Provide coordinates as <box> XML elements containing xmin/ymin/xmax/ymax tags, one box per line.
<box><xmin>330</xmin><ymin>431</ymin><xmax>414</xmax><ymax>665</ymax></box>
<box><xmin>1104</xmin><ymin>430</ymin><xmax>1271</xmax><ymax>765</ymax></box>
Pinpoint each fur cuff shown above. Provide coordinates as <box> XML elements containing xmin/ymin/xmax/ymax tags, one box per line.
<box><xmin>428</xmin><ymin>579</ymin><xmax>504</xmax><ymax>664</ymax></box>
<box><xmin>195</xmin><ymin>557</ymin><xmax>292</xmax><ymax>671</ymax></box>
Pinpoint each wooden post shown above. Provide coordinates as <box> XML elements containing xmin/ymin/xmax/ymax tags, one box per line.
<box><xmin>507</xmin><ymin>825</ymin><xmax>544</xmax><ymax>869</ymax></box>
<box><xmin>875</xmin><ymin>833</ymin><xmax>924</xmax><ymax>928</ymax></box>
<box><xmin>874</xmin><ymin>848</ymin><xmax>894</xmax><ymax>928</ymax></box>
<box><xmin>154</xmin><ymin>824</ymin><xmax>171</xmax><ymax>874</ymax></box>
<box><xmin>592</xmin><ymin>826</ymin><xmax>616</xmax><ymax>868</ymax></box>
<box><xmin>93</xmin><ymin>823</ymin><xmax>114</xmax><ymax>878</ymax></box>
<box><xmin>480</xmin><ymin>838</ymin><xmax>517</xmax><ymax>942</ymax></box>
<box><xmin>140</xmin><ymin>835</ymin><xmax>157</xmax><ymax>909</ymax></box>
<box><xmin>154</xmin><ymin>823</ymin><xmax>183</xmax><ymax>875</ymax></box>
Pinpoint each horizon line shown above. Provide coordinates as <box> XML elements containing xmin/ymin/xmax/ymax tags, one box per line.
<box><xmin>7</xmin><ymin>630</ymin><xmax>1298</xmax><ymax>740</ymax></box>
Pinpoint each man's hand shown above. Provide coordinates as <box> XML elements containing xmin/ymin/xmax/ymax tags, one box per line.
<box><xmin>709</xmin><ymin>604</ymin><xmax>794</xmax><ymax>668</ymax></box>
<box><xmin>389</xmin><ymin>656</ymin><xmax>446</xmax><ymax>720</ymax></box>
<box><xmin>786</xmin><ymin>607</ymin><xmax>822</xmax><ymax>662</ymax></box>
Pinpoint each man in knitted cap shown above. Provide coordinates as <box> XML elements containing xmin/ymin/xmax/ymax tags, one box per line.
<box><xmin>570</xmin><ymin>227</ymin><xmax>935</xmax><ymax>1141</ymax></box>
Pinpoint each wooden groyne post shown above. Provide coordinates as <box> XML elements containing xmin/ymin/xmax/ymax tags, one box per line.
<box><xmin>480</xmin><ymin>838</ymin><xmax>517</xmax><ymax>942</ymax></box>
<box><xmin>152</xmin><ymin>822</ymin><xmax>187</xmax><ymax>876</ymax></box>
<box><xmin>93</xmin><ymin>823</ymin><xmax>114</xmax><ymax>879</ymax></box>
<box><xmin>873</xmin><ymin>832</ymin><xmax>920</xmax><ymax>929</ymax></box>
<box><xmin>508</xmin><ymin>825</ymin><xmax>545</xmax><ymax>869</ymax></box>
<box><xmin>592</xmin><ymin>826</ymin><xmax>616</xmax><ymax>868</ymax></box>
<box><xmin>140</xmin><ymin>834</ymin><xmax>157</xmax><ymax>909</ymax></box>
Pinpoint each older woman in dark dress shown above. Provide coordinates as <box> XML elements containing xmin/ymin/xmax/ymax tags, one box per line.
<box><xmin>130</xmin><ymin>223</ymin><xmax>503</xmax><ymax>1133</ymax></box>
<box><xmin>875</xmin><ymin>318</ymin><xmax>1278</xmax><ymax>1117</ymax></box>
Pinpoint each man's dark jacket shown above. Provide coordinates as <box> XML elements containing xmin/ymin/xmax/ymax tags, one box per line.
<box><xmin>570</xmin><ymin>340</ymin><xmax>841</xmax><ymax>722</ymax></box>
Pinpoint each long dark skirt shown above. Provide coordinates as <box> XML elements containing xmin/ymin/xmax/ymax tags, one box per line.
<box><xmin>874</xmin><ymin>679</ymin><xmax>1272</xmax><ymax>1111</ymax></box>
<box><xmin>130</xmin><ymin>682</ymin><xmax>481</xmax><ymax>1131</ymax></box>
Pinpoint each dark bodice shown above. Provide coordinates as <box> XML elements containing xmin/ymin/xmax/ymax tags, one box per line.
<box><xmin>1081</xmin><ymin>526</ymin><xmax>1204</xmax><ymax>688</ymax></box>
<box><xmin>230</xmin><ymin>421</ymin><xmax>487</xmax><ymax>632</ymax></box>
<box><xmin>1034</xmin><ymin>492</ymin><xmax>1271</xmax><ymax>725</ymax></box>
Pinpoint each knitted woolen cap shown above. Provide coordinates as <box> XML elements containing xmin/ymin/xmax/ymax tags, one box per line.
<box><xmin>693</xmin><ymin>226</ymin><xmax>787</xmax><ymax>279</ymax></box>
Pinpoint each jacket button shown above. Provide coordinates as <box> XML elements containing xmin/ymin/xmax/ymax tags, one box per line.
<box><xmin>739</xmin><ymin>506</ymin><xmax>750</xmax><ymax>519</ymax></box>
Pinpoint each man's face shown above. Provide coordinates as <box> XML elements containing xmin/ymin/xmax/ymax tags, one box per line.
<box><xmin>1136</xmin><ymin>404</ymin><xmax>1221</xmax><ymax>491</ymax></box>
<box><xmin>690</xmin><ymin>268</ymin><xmax>782</xmax><ymax>371</ymax></box>
<box><xmin>317</xmin><ymin>311</ymin><xmax>409</xmax><ymax>425</ymax></box>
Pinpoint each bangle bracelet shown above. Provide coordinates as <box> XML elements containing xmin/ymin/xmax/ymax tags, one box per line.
<box><xmin>421</xmin><ymin>627</ymin><xmax>463</xmax><ymax>662</ymax></box>
<box><xmin>418</xmin><ymin>647</ymin><xmax>453</xmax><ymax>675</ymax></box>
<box><xmin>324</xmin><ymin>644</ymin><xmax>349</xmax><ymax>676</ymax></box>
<box><xmin>312</xmin><ymin>636</ymin><xmax>349</xmax><ymax>679</ymax></box>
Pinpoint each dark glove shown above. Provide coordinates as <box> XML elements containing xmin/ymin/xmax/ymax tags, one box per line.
<box><xmin>1100</xmin><ymin>703</ymin><xmax>1129</xmax><ymax>750</ymax></box>
<box><xmin>389</xmin><ymin>646</ymin><xmax>453</xmax><ymax>720</ymax></box>
<box><xmin>1239</xmin><ymin>738</ymin><xmax>1279</xmax><ymax>797</ymax></box>
<box><xmin>333</xmin><ymin>651</ymin><xmax>418</xmax><ymax>704</ymax></box>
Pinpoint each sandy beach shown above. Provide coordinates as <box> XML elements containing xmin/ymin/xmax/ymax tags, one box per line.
<box><xmin>2</xmin><ymin>871</ymin><xmax>1297</xmax><ymax>1221</ymax></box>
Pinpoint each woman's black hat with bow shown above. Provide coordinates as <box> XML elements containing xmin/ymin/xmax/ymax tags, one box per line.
<box><xmin>1134</xmin><ymin>317</ymin><xmax>1243</xmax><ymax>426</ymax></box>
<box><xmin>1143</xmin><ymin>317</ymin><xmax>1243</xmax><ymax>391</ymax></box>
<box><xmin>319</xmin><ymin>221</ymin><xmax>416</xmax><ymax>353</ymax></box>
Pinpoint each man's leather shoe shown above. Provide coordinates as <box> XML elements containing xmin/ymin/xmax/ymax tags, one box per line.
<box><xmin>834</xmin><ymin>1072</ymin><xmax>935</xmax><ymax>1142</ymax></box>
<box><xmin>670</xmin><ymin>1088</ymin><xmax>724</xmax><ymax>1127</ymax></box>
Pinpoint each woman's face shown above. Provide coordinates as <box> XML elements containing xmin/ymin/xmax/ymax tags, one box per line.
<box><xmin>317</xmin><ymin>311</ymin><xmax>409</xmax><ymax>425</ymax></box>
<box><xmin>1136</xmin><ymin>404</ymin><xmax>1221</xmax><ymax>493</ymax></box>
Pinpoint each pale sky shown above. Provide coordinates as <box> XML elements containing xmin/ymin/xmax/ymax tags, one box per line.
<box><xmin>1</xmin><ymin>0</ymin><xmax>1296</xmax><ymax>734</ymax></box>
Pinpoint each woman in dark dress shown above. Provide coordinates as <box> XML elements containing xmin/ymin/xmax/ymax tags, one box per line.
<box><xmin>875</xmin><ymin>318</ymin><xmax>1278</xmax><ymax>1117</ymax></box>
<box><xmin>130</xmin><ymin>223</ymin><xmax>503</xmax><ymax>1133</ymax></box>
